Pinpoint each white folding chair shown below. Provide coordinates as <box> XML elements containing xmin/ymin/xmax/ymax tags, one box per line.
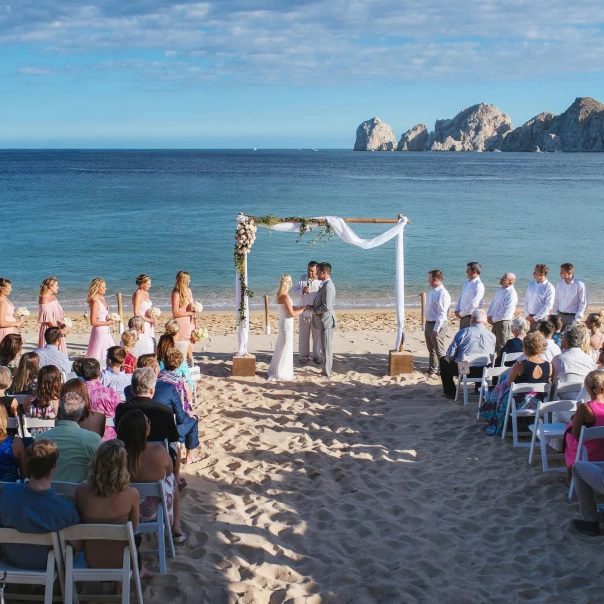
<box><xmin>476</xmin><ymin>366</ymin><xmax>509</xmax><ymax>419</ymax></box>
<box><xmin>550</xmin><ymin>379</ymin><xmax>584</xmax><ymax>403</ymax></box>
<box><xmin>501</xmin><ymin>382</ymin><xmax>551</xmax><ymax>447</ymax></box>
<box><xmin>61</xmin><ymin>521</ymin><xmax>143</xmax><ymax>604</ymax></box>
<box><xmin>61</xmin><ymin>371</ymin><xmax>78</xmax><ymax>384</ymax></box>
<box><xmin>528</xmin><ymin>399</ymin><xmax>576</xmax><ymax>471</ymax></box>
<box><xmin>21</xmin><ymin>417</ymin><xmax>56</xmax><ymax>438</ymax></box>
<box><xmin>0</xmin><ymin>528</ymin><xmax>63</xmax><ymax>604</ymax></box>
<box><xmin>131</xmin><ymin>480</ymin><xmax>176</xmax><ymax>574</ymax></box>
<box><xmin>500</xmin><ymin>351</ymin><xmax>523</xmax><ymax>366</ymax></box>
<box><xmin>190</xmin><ymin>366</ymin><xmax>202</xmax><ymax>407</ymax></box>
<box><xmin>105</xmin><ymin>417</ymin><xmax>115</xmax><ymax>429</ymax></box>
<box><xmin>52</xmin><ymin>481</ymin><xmax>78</xmax><ymax>499</ymax></box>
<box><xmin>568</xmin><ymin>425</ymin><xmax>604</xmax><ymax>500</ymax></box>
<box><xmin>455</xmin><ymin>353</ymin><xmax>494</xmax><ymax>406</ymax></box>
<box><xmin>7</xmin><ymin>416</ymin><xmax>23</xmax><ymax>437</ymax></box>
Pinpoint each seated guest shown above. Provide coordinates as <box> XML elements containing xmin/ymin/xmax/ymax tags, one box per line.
<box><xmin>0</xmin><ymin>333</ymin><xmax>23</xmax><ymax>368</ymax></box>
<box><xmin>563</xmin><ymin>371</ymin><xmax>604</xmax><ymax>487</ymax></box>
<box><xmin>0</xmin><ymin>439</ymin><xmax>80</xmax><ymax>569</ymax></box>
<box><xmin>537</xmin><ymin>320</ymin><xmax>562</xmax><ymax>361</ymax></box>
<box><xmin>121</xmin><ymin>330</ymin><xmax>139</xmax><ymax>374</ymax></box>
<box><xmin>550</xmin><ymin>314</ymin><xmax>564</xmax><ymax>348</ymax></box>
<box><xmin>75</xmin><ymin>440</ymin><xmax>152</xmax><ymax>579</ymax></box>
<box><xmin>0</xmin><ymin>366</ymin><xmax>18</xmax><ymax>416</ymax></box>
<box><xmin>42</xmin><ymin>392</ymin><xmax>102</xmax><ymax>483</ymax></box>
<box><xmin>163</xmin><ymin>320</ymin><xmax>192</xmax><ymax>367</ymax></box>
<box><xmin>117</xmin><ymin>409</ymin><xmax>186</xmax><ymax>543</ymax></box>
<box><xmin>571</xmin><ymin>458</ymin><xmax>604</xmax><ymax>536</ymax></box>
<box><xmin>585</xmin><ymin>311</ymin><xmax>604</xmax><ymax>363</ymax></box>
<box><xmin>440</xmin><ymin>309</ymin><xmax>496</xmax><ymax>399</ymax></box>
<box><xmin>134</xmin><ymin>354</ymin><xmax>201</xmax><ymax>465</ymax></box>
<box><xmin>23</xmin><ymin>365</ymin><xmax>62</xmax><ymax>436</ymax></box>
<box><xmin>495</xmin><ymin>317</ymin><xmax>529</xmax><ymax>366</ymax></box>
<box><xmin>61</xmin><ymin>378</ymin><xmax>106</xmax><ymax>437</ymax></box>
<box><xmin>114</xmin><ymin>368</ymin><xmax>180</xmax><ymax>464</ymax></box>
<box><xmin>128</xmin><ymin>316</ymin><xmax>154</xmax><ymax>357</ymax></box>
<box><xmin>32</xmin><ymin>326</ymin><xmax>72</xmax><ymax>374</ymax></box>
<box><xmin>100</xmin><ymin>346</ymin><xmax>132</xmax><ymax>395</ymax></box>
<box><xmin>7</xmin><ymin>351</ymin><xmax>39</xmax><ymax>395</ymax></box>
<box><xmin>157</xmin><ymin>331</ymin><xmax>194</xmax><ymax>389</ymax></box>
<box><xmin>158</xmin><ymin>348</ymin><xmax>192</xmax><ymax>411</ymax></box>
<box><xmin>552</xmin><ymin>325</ymin><xmax>596</xmax><ymax>395</ymax></box>
<box><xmin>81</xmin><ymin>358</ymin><xmax>120</xmax><ymax>440</ymax></box>
<box><xmin>0</xmin><ymin>404</ymin><xmax>27</xmax><ymax>481</ymax></box>
<box><xmin>72</xmin><ymin>357</ymin><xmax>86</xmax><ymax>379</ymax></box>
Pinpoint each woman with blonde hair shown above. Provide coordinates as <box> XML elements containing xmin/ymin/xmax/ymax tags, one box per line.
<box><xmin>121</xmin><ymin>329</ymin><xmax>139</xmax><ymax>374</ymax></box>
<box><xmin>0</xmin><ymin>278</ymin><xmax>23</xmax><ymax>346</ymax></box>
<box><xmin>171</xmin><ymin>271</ymin><xmax>196</xmax><ymax>364</ymax></box>
<box><xmin>164</xmin><ymin>319</ymin><xmax>191</xmax><ymax>363</ymax></box>
<box><xmin>38</xmin><ymin>276</ymin><xmax>67</xmax><ymax>353</ymax></box>
<box><xmin>267</xmin><ymin>274</ymin><xmax>305</xmax><ymax>381</ymax></box>
<box><xmin>585</xmin><ymin>311</ymin><xmax>604</xmax><ymax>362</ymax></box>
<box><xmin>132</xmin><ymin>274</ymin><xmax>156</xmax><ymax>339</ymax></box>
<box><xmin>86</xmin><ymin>278</ymin><xmax>116</xmax><ymax>360</ymax></box>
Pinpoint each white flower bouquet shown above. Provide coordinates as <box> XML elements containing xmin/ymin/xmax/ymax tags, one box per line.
<box><xmin>235</xmin><ymin>219</ymin><xmax>257</xmax><ymax>255</ymax></box>
<box><xmin>108</xmin><ymin>313</ymin><xmax>121</xmax><ymax>322</ymax></box>
<box><xmin>191</xmin><ymin>327</ymin><xmax>208</xmax><ymax>342</ymax></box>
<box><xmin>149</xmin><ymin>307</ymin><xmax>162</xmax><ymax>319</ymax></box>
<box><xmin>15</xmin><ymin>307</ymin><xmax>30</xmax><ymax>318</ymax></box>
<box><xmin>60</xmin><ymin>317</ymin><xmax>73</xmax><ymax>328</ymax></box>
<box><xmin>191</xmin><ymin>301</ymin><xmax>203</xmax><ymax>314</ymax></box>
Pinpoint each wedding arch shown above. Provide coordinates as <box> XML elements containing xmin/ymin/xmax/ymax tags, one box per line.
<box><xmin>234</xmin><ymin>213</ymin><xmax>410</xmax><ymax>356</ymax></box>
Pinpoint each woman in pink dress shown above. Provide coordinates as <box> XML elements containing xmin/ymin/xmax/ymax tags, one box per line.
<box><xmin>86</xmin><ymin>278</ymin><xmax>116</xmax><ymax>361</ymax></box>
<box><xmin>171</xmin><ymin>271</ymin><xmax>196</xmax><ymax>363</ymax></box>
<box><xmin>132</xmin><ymin>274</ymin><xmax>156</xmax><ymax>339</ymax></box>
<box><xmin>38</xmin><ymin>276</ymin><xmax>68</xmax><ymax>353</ymax></box>
<box><xmin>0</xmin><ymin>278</ymin><xmax>23</xmax><ymax>346</ymax></box>
<box><xmin>563</xmin><ymin>370</ymin><xmax>604</xmax><ymax>484</ymax></box>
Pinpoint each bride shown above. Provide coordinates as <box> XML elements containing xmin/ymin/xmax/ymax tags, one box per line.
<box><xmin>267</xmin><ymin>274</ymin><xmax>305</xmax><ymax>381</ymax></box>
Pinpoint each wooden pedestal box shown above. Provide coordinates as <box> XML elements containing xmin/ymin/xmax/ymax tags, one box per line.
<box><xmin>388</xmin><ymin>350</ymin><xmax>414</xmax><ymax>376</ymax></box>
<box><xmin>232</xmin><ymin>354</ymin><xmax>256</xmax><ymax>377</ymax></box>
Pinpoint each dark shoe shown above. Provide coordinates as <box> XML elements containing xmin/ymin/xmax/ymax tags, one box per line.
<box><xmin>299</xmin><ymin>358</ymin><xmax>309</xmax><ymax>365</ymax></box>
<box><xmin>573</xmin><ymin>520</ymin><xmax>601</xmax><ymax>536</ymax></box>
<box><xmin>313</xmin><ymin>358</ymin><xmax>323</xmax><ymax>365</ymax></box>
<box><xmin>443</xmin><ymin>393</ymin><xmax>455</xmax><ymax>400</ymax></box>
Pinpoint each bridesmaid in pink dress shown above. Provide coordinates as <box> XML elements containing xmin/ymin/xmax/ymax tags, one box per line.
<box><xmin>0</xmin><ymin>278</ymin><xmax>23</xmax><ymax>345</ymax></box>
<box><xmin>38</xmin><ymin>276</ymin><xmax>68</xmax><ymax>353</ymax></box>
<box><xmin>86</xmin><ymin>278</ymin><xmax>116</xmax><ymax>361</ymax></box>
<box><xmin>171</xmin><ymin>271</ymin><xmax>196</xmax><ymax>363</ymax></box>
<box><xmin>132</xmin><ymin>274</ymin><xmax>156</xmax><ymax>339</ymax></box>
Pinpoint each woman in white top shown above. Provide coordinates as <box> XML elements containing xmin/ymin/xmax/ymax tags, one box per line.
<box><xmin>267</xmin><ymin>275</ymin><xmax>305</xmax><ymax>381</ymax></box>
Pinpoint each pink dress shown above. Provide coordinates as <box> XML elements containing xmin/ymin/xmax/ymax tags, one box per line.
<box><xmin>38</xmin><ymin>299</ymin><xmax>67</xmax><ymax>353</ymax></box>
<box><xmin>86</xmin><ymin>302</ymin><xmax>115</xmax><ymax>361</ymax></box>
<box><xmin>138</xmin><ymin>297</ymin><xmax>155</xmax><ymax>339</ymax></box>
<box><xmin>0</xmin><ymin>299</ymin><xmax>17</xmax><ymax>345</ymax></box>
<box><xmin>173</xmin><ymin>288</ymin><xmax>194</xmax><ymax>341</ymax></box>
<box><xmin>564</xmin><ymin>401</ymin><xmax>604</xmax><ymax>467</ymax></box>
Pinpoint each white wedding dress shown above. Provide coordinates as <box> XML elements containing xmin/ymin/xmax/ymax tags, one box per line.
<box><xmin>267</xmin><ymin>303</ymin><xmax>295</xmax><ymax>381</ymax></box>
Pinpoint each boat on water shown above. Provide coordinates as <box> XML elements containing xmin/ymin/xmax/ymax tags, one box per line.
<box><xmin>311</xmin><ymin>148</ymin><xmax>318</xmax><ymax>151</ymax></box>
<box><xmin>253</xmin><ymin>147</ymin><xmax>257</xmax><ymax>151</ymax></box>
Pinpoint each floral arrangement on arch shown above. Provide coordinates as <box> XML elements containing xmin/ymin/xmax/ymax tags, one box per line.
<box><xmin>235</xmin><ymin>218</ymin><xmax>257</xmax><ymax>254</ymax></box>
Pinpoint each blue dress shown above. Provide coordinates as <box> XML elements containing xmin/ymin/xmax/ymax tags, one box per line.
<box><xmin>0</xmin><ymin>436</ymin><xmax>21</xmax><ymax>482</ymax></box>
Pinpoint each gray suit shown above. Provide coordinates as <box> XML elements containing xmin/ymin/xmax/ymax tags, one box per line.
<box><xmin>312</xmin><ymin>278</ymin><xmax>337</xmax><ymax>377</ymax></box>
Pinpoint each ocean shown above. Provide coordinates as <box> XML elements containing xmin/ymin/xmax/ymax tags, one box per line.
<box><xmin>1</xmin><ymin>149</ymin><xmax>603</xmax><ymax>312</ymax></box>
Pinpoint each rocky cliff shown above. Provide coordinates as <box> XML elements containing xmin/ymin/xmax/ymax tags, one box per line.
<box><xmin>354</xmin><ymin>117</ymin><xmax>397</xmax><ymax>151</ymax></box>
<box><xmin>398</xmin><ymin>124</ymin><xmax>429</xmax><ymax>151</ymax></box>
<box><xmin>501</xmin><ymin>112</ymin><xmax>558</xmax><ymax>152</ymax></box>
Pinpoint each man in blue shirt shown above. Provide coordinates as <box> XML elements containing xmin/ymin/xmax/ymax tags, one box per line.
<box><xmin>32</xmin><ymin>326</ymin><xmax>72</xmax><ymax>374</ymax></box>
<box><xmin>100</xmin><ymin>346</ymin><xmax>132</xmax><ymax>395</ymax></box>
<box><xmin>0</xmin><ymin>439</ymin><xmax>80</xmax><ymax>570</ymax></box>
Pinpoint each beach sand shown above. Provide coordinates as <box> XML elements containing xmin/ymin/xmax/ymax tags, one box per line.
<box><xmin>16</xmin><ymin>309</ymin><xmax>604</xmax><ymax>602</ymax></box>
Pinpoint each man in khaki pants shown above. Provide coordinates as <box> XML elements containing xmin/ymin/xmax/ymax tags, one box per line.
<box><xmin>424</xmin><ymin>270</ymin><xmax>451</xmax><ymax>377</ymax></box>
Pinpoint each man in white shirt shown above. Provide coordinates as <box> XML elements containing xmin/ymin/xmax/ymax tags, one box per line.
<box><xmin>127</xmin><ymin>316</ymin><xmax>155</xmax><ymax>357</ymax></box>
<box><xmin>424</xmin><ymin>270</ymin><xmax>451</xmax><ymax>377</ymax></box>
<box><xmin>454</xmin><ymin>262</ymin><xmax>485</xmax><ymax>330</ymax></box>
<box><xmin>487</xmin><ymin>272</ymin><xmax>518</xmax><ymax>354</ymax></box>
<box><xmin>294</xmin><ymin>261</ymin><xmax>323</xmax><ymax>364</ymax></box>
<box><xmin>552</xmin><ymin>262</ymin><xmax>588</xmax><ymax>329</ymax></box>
<box><xmin>524</xmin><ymin>264</ymin><xmax>555</xmax><ymax>331</ymax></box>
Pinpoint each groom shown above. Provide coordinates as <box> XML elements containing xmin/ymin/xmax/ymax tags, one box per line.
<box><xmin>308</xmin><ymin>262</ymin><xmax>337</xmax><ymax>379</ymax></box>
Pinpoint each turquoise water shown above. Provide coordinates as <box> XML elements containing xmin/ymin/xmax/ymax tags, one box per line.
<box><xmin>1</xmin><ymin>149</ymin><xmax>603</xmax><ymax>310</ymax></box>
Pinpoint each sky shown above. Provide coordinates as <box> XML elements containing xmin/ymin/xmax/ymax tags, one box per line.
<box><xmin>2</xmin><ymin>0</ymin><xmax>604</xmax><ymax>148</ymax></box>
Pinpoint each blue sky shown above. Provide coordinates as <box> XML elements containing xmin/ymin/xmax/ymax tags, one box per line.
<box><xmin>2</xmin><ymin>0</ymin><xmax>604</xmax><ymax>148</ymax></box>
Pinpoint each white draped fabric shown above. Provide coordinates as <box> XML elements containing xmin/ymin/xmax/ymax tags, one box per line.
<box><xmin>235</xmin><ymin>215</ymin><xmax>408</xmax><ymax>355</ymax></box>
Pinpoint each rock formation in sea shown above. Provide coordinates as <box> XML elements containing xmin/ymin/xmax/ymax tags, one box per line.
<box><xmin>353</xmin><ymin>117</ymin><xmax>397</xmax><ymax>151</ymax></box>
<box><xmin>501</xmin><ymin>112</ymin><xmax>558</xmax><ymax>152</ymax></box>
<box><xmin>398</xmin><ymin>124</ymin><xmax>429</xmax><ymax>151</ymax></box>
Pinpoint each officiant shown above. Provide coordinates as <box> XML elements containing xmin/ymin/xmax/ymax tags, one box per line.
<box><xmin>294</xmin><ymin>261</ymin><xmax>323</xmax><ymax>364</ymax></box>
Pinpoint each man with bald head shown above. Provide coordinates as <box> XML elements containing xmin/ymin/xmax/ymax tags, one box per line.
<box><xmin>487</xmin><ymin>272</ymin><xmax>518</xmax><ymax>353</ymax></box>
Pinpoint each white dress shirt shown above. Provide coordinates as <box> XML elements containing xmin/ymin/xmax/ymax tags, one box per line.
<box><xmin>455</xmin><ymin>277</ymin><xmax>484</xmax><ymax>317</ymax></box>
<box><xmin>524</xmin><ymin>279</ymin><xmax>555</xmax><ymax>321</ymax></box>
<box><xmin>487</xmin><ymin>285</ymin><xmax>518</xmax><ymax>322</ymax></box>
<box><xmin>425</xmin><ymin>285</ymin><xmax>451</xmax><ymax>333</ymax></box>
<box><xmin>552</xmin><ymin>277</ymin><xmax>588</xmax><ymax>320</ymax></box>
<box><xmin>552</xmin><ymin>347</ymin><xmax>596</xmax><ymax>384</ymax></box>
<box><xmin>294</xmin><ymin>274</ymin><xmax>322</xmax><ymax>317</ymax></box>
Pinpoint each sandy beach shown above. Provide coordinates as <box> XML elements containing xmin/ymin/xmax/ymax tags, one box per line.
<box><xmin>15</xmin><ymin>308</ymin><xmax>604</xmax><ymax>602</ymax></box>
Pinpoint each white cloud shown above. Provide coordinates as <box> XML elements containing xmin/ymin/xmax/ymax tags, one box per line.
<box><xmin>17</xmin><ymin>66</ymin><xmax>53</xmax><ymax>75</ymax></box>
<box><xmin>2</xmin><ymin>0</ymin><xmax>604</xmax><ymax>83</ymax></box>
